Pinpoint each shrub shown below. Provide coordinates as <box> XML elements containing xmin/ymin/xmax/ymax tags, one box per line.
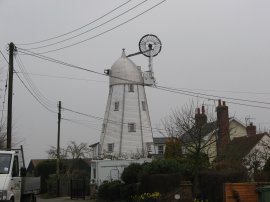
<box><xmin>120</xmin><ymin>183</ymin><xmax>139</xmax><ymax>200</ymax></box>
<box><xmin>134</xmin><ymin>192</ymin><xmax>162</xmax><ymax>202</ymax></box>
<box><xmin>121</xmin><ymin>163</ymin><xmax>143</xmax><ymax>184</ymax></box>
<box><xmin>140</xmin><ymin>173</ymin><xmax>181</xmax><ymax>194</ymax></box>
<box><xmin>98</xmin><ymin>180</ymin><xmax>123</xmax><ymax>201</ymax></box>
<box><xmin>142</xmin><ymin>159</ymin><xmax>183</xmax><ymax>175</ymax></box>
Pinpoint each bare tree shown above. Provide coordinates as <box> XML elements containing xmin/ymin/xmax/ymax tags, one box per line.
<box><xmin>243</xmin><ymin>134</ymin><xmax>270</xmax><ymax>176</ymax></box>
<box><xmin>66</xmin><ymin>141</ymin><xmax>91</xmax><ymax>159</ymax></box>
<box><xmin>161</xmin><ymin>102</ymin><xmax>217</xmax><ymax>196</ymax></box>
<box><xmin>46</xmin><ymin>146</ymin><xmax>68</xmax><ymax>159</ymax></box>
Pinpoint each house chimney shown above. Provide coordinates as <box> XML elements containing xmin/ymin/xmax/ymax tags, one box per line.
<box><xmin>216</xmin><ymin>100</ymin><xmax>230</xmax><ymax>160</ymax></box>
<box><xmin>246</xmin><ymin>122</ymin><xmax>256</xmax><ymax>136</ymax></box>
<box><xmin>195</xmin><ymin>105</ymin><xmax>207</xmax><ymax>127</ymax></box>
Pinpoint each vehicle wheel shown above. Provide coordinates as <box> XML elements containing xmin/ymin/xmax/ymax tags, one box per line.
<box><xmin>9</xmin><ymin>197</ymin><xmax>14</xmax><ymax>202</ymax></box>
<box><xmin>28</xmin><ymin>194</ymin><xmax>35</xmax><ymax>202</ymax></box>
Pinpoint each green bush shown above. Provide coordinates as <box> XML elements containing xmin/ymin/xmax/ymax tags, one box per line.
<box><xmin>139</xmin><ymin>173</ymin><xmax>182</xmax><ymax>194</ymax></box>
<box><xmin>142</xmin><ymin>159</ymin><xmax>183</xmax><ymax>174</ymax></box>
<box><xmin>107</xmin><ymin>181</ymin><xmax>123</xmax><ymax>200</ymax></box>
<box><xmin>120</xmin><ymin>183</ymin><xmax>139</xmax><ymax>200</ymax></box>
<box><xmin>121</xmin><ymin>163</ymin><xmax>143</xmax><ymax>184</ymax></box>
<box><xmin>98</xmin><ymin>181</ymin><xmax>109</xmax><ymax>199</ymax></box>
<box><xmin>98</xmin><ymin>180</ymin><xmax>123</xmax><ymax>201</ymax></box>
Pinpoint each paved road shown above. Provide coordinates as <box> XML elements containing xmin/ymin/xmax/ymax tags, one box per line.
<box><xmin>37</xmin><ymin>196</ymin><xmax>100</xmax><ymax>202</ymax></box>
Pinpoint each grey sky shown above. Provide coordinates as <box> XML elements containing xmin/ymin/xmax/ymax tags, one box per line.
<box><xmin>1</xmin><ymin>0</ymin><xmax>270</xmax><ymax>164</ymax></box>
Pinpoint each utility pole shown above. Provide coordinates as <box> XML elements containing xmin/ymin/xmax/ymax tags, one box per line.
<box><xmin>56</xmin><ymin>101</ymin><xmax>61</xmax><ymax>197</ymax></box>
<box><xmin>7</xmin><ymin>42</ymin><xmax>15</xmax><ymax>150</ymax></box>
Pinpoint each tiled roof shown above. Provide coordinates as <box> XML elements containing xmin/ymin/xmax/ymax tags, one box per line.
<box><xmin>221</xmin><ymin>133</ymin><xmax>267</xmax><ymax>161</ymax></box>
<box><xmin>29</xmin><ymin>159</ymin><xmax>46</xmax><ymax>167</ymax></box>
<box><xmin>182</xmin><ymin>121</ymin><xmax>218</xmax><ymax>143</ymax></box>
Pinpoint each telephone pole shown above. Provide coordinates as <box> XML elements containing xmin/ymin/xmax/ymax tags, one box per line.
<box><xmin>7</xmin><ymin>42</ymin><xmax>15</xmax><ymax>150</ymax></box>
<box><xmin>56</xmin><ymin>101</ymin><xmax>61</xmax><ymax>197</ymax></box>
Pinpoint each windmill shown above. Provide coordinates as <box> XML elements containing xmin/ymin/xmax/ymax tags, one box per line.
<box><xmin>99</xmin><ymin>35</ymin><xmax>162</xmax><ymax>159</ymax></box>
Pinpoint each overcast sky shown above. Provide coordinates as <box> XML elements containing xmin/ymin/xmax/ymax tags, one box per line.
<box><xmin>1</xmin><ymin>0</ymin><xmax>270</xmax><ymax>164</ymax></box>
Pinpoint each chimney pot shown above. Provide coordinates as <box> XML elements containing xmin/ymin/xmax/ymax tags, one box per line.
<box><xmin>202</xmin><ymin>105</ymin><xmax>205</xmax><ymax>114</ymax></box>
<box><xmin>223</xmin><ymin>101</ymin><xmax>226</xmax><ymax>106</ymax></box>
<box><xmin>247</xmin><ymin>122</ymin><xmax>256</xmax><ymax>136</ymax></box>
<box><xmin>197</xmin><ymin>108</ymin><xmax>200</xmax><ymax>114</ymax></box>
<box><xmin>218</xmin><ymin>99</ymin><xmax>221</xmax><ymax>106</ymax></box>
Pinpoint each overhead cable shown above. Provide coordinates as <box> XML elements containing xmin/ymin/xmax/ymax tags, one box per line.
<box><xmin>24</xmin><ymin>0</ymin><xmax>149</xmax><ymax>50</ymax></box>
<box><xmin>17</xmin><ymin>48</ymin><xmax>270</xmax><ymax>110</ymax></box>
<box><xmin>16</xmin><ymin>0</ymin><xmax>132</xmax><ymax>46</ymax></box>
<box><xmin>16</xmin><ymin>0</ymin><xmax>167</xmax><ymax>54</ymax></box>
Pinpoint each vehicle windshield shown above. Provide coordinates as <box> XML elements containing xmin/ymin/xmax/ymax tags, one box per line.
<box><xmin>0</xmin><ymin>154</ymin><xmax>12</xmax><ymax>174</ymax></box>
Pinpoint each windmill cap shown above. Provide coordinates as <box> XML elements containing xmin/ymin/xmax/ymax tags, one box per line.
<box><xmin>109</xmin><ymin>50</ymin><xmax>143</xmax><ymax>86</ymax></box>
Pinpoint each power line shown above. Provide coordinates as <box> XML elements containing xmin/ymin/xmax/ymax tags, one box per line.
<box><xmin>62</xmin><ymin>117</ymin><xmax>102</xmax><ymax>131</ymax></box>
<box><xmin>16</xmin><ymin>0</ymin><xmax>167</xmax><ymax>54</ymax></box>
<box><xmin>16</xmin><ymin>0</ymin><xmax>132</xmax><ymax>46</ymax></box>
<box><xmin>168</xmin><ymin>86</ymin><xmax>270</xmax><ymax>96</ymax></box>
<box><xmin>0</xmin><ymin>50</ymin><xmax>9</xmax><ymax>129</ymax></box>
<box><xmin>24</xmin><ymin>0</ymin><xmax>149</xmax><ymax>50</ymax></box>
<box><xmin>15</xmin><ymin>55</ymin><xmax>56</xmax><ymax>108</ymax></box>
<box><xmin>0</xmin><ymin>71</ymin><xmax>8</xmax><ymax>129</ymax></box>
<box><xmin>156</xmin><ymin>85</ymin><xmax>270</xmax><ymax>106</ymax></box>
<box><xmin>155</xmin><ymin>86</ymin><xmax>270</xmax><ymax>110</ymax></box>
<box><xmin>62</xmin><ymin>106</ymin><xmax>177</xmax><ymax>133</ymax></box>
<box><xmin>17</xmin><ymin>49</ymin><xmax>106</xmax><ymax>77</ymax></box>
<box><xmin>14</xmin><ymin>70</ymin><xmax>57</xmax><ymax>114</ymax></box>
<box><xmin>18</xmin><ymin>48</ymin><xmax>270</xmax><ymax>110</ymax></box>
<box><xmin>0</xmin><ymin>50</ymin><xmax>8</xmax><ymax>64</ymax></box>
<box><xmin>15</xmin><ymin>70</ymin><xmax>270</xmax><ymax>95</ymax></box>
<box><xmin>14</xmin><ymin>71</ymin><xmax>107</xmax><ymax>83</ymax></box>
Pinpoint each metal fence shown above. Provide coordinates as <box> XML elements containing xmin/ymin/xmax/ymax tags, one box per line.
<box><xmin>70</xmin><ymin>179</ymin><xmax>90</xmax><ymax>199</ymax></box>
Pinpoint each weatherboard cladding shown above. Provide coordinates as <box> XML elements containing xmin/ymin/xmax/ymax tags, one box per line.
<box><xmin>100</xmin><ymin>52</ymin><xmax>153</xmax><ymax>157</ymax></box>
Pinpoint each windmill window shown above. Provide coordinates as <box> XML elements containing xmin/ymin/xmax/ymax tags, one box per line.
<box><xmin>102</xmin><ymin>124</ymin><xmax>106</xmax><ymax>133</ymax></box>
<box><xmin>114</xmin><ymin>101</ymin><xmax>119</xmax><ymax>111</ymax></box>
<box><xmin>128</xmin><ymin>84</ymin><xmax>134</xmax><ymax>92</ymax></box>
<box><xmin>142</xmin><ymin>101</ymin><xmax>146</xmax><ymax>111</ymax></box>
<box><xmin>128</xmin><ymin>123</ymin><xmax>136</xmax><ymax>132</ymax></box>
<box><xmin>108</xmin><ymin>143</ymin><xmax>114</xmax><ymax>153</ymax></box>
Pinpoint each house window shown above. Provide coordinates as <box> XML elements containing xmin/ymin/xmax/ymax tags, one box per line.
<box><xmin>114</xmin><ymin>101</ymin><xmax>119</xmax><ymax>111</ymax></box>
<box><xmin>108</xmin><ymin>143</ymin><xmax>114</xmax><ymax>153</ymax></box>
<box><xmin>93</xmin><ymin>168</ymin><xmax>96</xmax><ymax>179</ymax></box>
<box><xmin>102</xmin><ymin>123</ymin><xmax>106</xmax><ymax>133</ymax></box>
<box><xmin>146</xmin><ymin>142</ymin><xmax>152</xmax><ymax>152</ymax></box>
<box><xmin>128</xmin><ymin>84</ymin><xmax>134</xmax><ymax>92</ymax></box>
<box><xmin>142</xmin><ymin>101</ymin><xmax>146</xmax><ymax>111</ymax></box>
<box><xmin>128</xmin><ymin>123</ymin><xmax>136</xmax><ymax>132</ymax></box>
<box><xmin>158</xmin><ymin>145</ymin><xmax>164</xmax><ymax>155</ymax></box>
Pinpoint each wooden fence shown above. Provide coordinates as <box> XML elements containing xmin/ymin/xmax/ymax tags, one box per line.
<box><xmin>224</xmin><ymin>182</ymin><xmax>266</xmax><ymax>202</ymax></box>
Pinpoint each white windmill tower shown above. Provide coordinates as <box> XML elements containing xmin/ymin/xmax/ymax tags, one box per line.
<box><xmin>99</xmin><ymin>34</ymin><xmax>162</xmax><ymax>158</ymax></box>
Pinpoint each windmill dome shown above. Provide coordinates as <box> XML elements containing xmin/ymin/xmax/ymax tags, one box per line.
<box><xmin>110</xmin><ymin>50</ymin><xmax>143</xmax><ymax>86</ymax></box>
